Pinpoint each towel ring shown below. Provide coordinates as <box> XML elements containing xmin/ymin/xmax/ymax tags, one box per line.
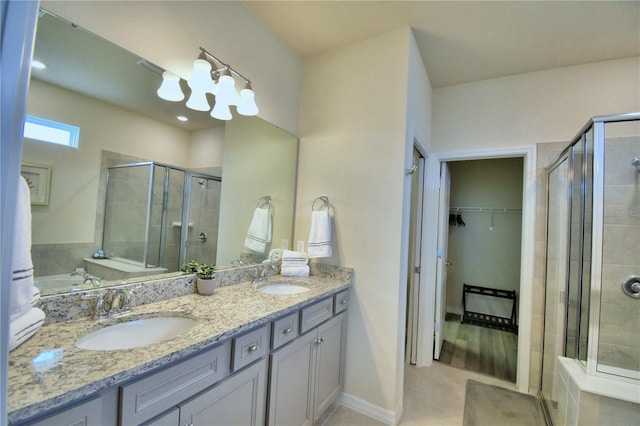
<box><xmin>312</xmin><ymin>196</ymin><xmax>329</xmax><ymax>211</ymax></box>
<box><xmin>256</xmin><ymin>195</ymin><xmax>272</xmax><ymax>208</ymax></box>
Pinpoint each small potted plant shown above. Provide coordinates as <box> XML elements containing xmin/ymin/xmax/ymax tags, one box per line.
<box><xmin>182</xmin><ymin>260</ymin><xmax>217</xmax><ymax>295</ymax></box>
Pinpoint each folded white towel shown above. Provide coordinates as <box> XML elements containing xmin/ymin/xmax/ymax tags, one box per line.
<box><xmin>308</xmin><ymin>209</ymin><xmax>332</xmax><ymax>258</ymax></box>
<box><xmin>281</xmin><ymin>265</ymin><xmax>310</xmax><ymax>277</ymax></box>
<box><xmin>9</xmin><ymin>307</ymin><xmax>45</xmax><ymax>351</ymax></box>
<box><xmin>281</xmin><ymin>249</ymin><xmax>308</xmax><ymax>266</ymax></box>
<box><xmin>244</xmin><ymin>207</ymin><xmax>272</xmax><ymax>253</ymax></box>
<box><xmin>31</xmin><ymin>286</ymin><xmax>40</xmax><ymax>307</ymax></box>
<box><xmin>10</xmin><ymin>176</ymin><xmax>35</xmax><ymax>318</ymax></box>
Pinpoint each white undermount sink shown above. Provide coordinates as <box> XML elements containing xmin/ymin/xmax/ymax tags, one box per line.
<box><xmin>258</xmin><ymin>283</ymin><xmax>310</xmax><ymax>295</ymax></box>
<box><xmin>75</xmin><ymin>316</ymin><xmax>196</xmax><ymax>351</ymax></box>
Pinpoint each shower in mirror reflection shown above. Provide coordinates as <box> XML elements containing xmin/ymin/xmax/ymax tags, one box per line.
<box><xmin>157</xmin><ymin>47</ymin><xmax>259</xmax><ymax>120</ymax></box>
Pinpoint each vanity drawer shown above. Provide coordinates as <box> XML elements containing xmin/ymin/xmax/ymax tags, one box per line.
<box><xmin>300</xmin><ymin>297</ymin><xmax>333</xmax><ymax>333</ymax></box>
<box><xmin>232</xmin><ymin>324</ymin><xmax>270</xmax><ymax>371</ymax></box>
<box><xmin>271</xmin><ymin>312</ymin><xmax>299</xmax><ymax>350</ymax></box>
<box><xmin>120</xmin><ymin>341</ymin><xmax>230</xmax><ymax>426</ymax></box>
<box><xmin>334</xmin><ymin>290</ymin><xmax>349</xmax><ymax>314</ymax></box>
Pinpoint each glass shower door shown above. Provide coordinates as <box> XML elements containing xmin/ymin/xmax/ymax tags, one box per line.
<box><xmin>183</xmin><ymin>175</ymin><xmax>222</xmax><ymax>267</ymax></box>
<box><xmin>596</xmin><ymin>120</ymin><xmax>640</xmax><ymax>380</ymax></box>
<box><xmin>541</xmin><ymin>156</ymin><xmax>570</xmax><ymax>419</ymax></box>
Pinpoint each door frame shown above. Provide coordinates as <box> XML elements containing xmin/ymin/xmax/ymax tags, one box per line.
<box><xmin>419</xmin><ymin>146</ymin><xmax>536</xmax><ymax>394</ymax></box>
<box><xmin>406</xmin><ymin>147</ymin><xmax>426</xmax><ymax>365</ymax></box>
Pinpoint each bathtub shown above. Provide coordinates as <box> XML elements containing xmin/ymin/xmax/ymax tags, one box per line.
<box><xmin>34</xmin><ymin>274</ymin><xmax>91</xmax><ymax>295</ymax></box>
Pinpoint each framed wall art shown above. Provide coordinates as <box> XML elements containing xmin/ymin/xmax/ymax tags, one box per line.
<box><xmin>20</xmin><ymin>162</ymin><xmax>52</xmax><ymax>206</ymax></box>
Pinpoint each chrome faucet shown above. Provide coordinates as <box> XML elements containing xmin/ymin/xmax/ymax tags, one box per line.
<box><xmin>80</xmin><ymin>287</ymin><xmax>138</xmax><ymax>319</ymax></box>
<box><xmin>70</xmin><ymin>269</ymin><xmax>101</xmax><ymax>288</ymax></box>
<box><xmin>110</xmin><ymin>288</ymin><xmax>133</xmax><ymax>316</ymax></box>
<box><xmin>80</xmin><ymin>290</ymin><xmax>111</xmax><ymax>320</ymax></box>
<box><xmin>83</xmin><ymin>275</ymin><xmax>101</xmax><ymax>288</ymax></box>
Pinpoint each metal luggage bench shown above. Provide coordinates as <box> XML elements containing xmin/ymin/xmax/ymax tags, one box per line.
<box><xmin>462</xmin><ymin>283</ymin><xmax>518</xmax><ymax>334</ymax></box>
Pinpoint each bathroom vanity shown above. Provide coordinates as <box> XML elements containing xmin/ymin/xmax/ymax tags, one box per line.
<box><xmin>7</xmin><ymin>268</ymin><xmax>351</xmax><ymax>426</ymax></box>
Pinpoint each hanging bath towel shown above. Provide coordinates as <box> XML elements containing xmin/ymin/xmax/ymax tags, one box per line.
<box><xmin>244</xmin><ymin>207</ymin><xmax>272</xmax><ymax>253</ymax></box>
<box><xmin>308</xmin><ymin>209</ymin><xmax>332</xmax><ymax>258</ymax></box>
<box><xmin>10</xmin><ymin>176</ymin><xmax>35</xmax><ymax>319</ymax></box>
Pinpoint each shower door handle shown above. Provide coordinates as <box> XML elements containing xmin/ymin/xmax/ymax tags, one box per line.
<box><xmin>197</xmin><ymin>232</ymin><xmax>207</xmax><ymax>244</ymax></box>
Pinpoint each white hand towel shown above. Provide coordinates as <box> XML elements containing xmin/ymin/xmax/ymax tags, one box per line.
<box><xmin>10</xmin><ymin>176</ymin><xmax>35</xmax><ymax>318</ymax></box>
<box><xmin>244</xmin><ymin>207</ymin><xmax>272</xmax><ymax>253</ymax></box>
<box><xmin>281</xmin><ymin>265</ymin><xmax>310</xmax><ymax>277</ymax></box>
<box><xmin>9</xmin><ymin>307</ymin><xmax>45</xmax><ymax>351</ymax></box>
<box><xmin>281</xmin><ymin>249</ymin><xmax>308</xmax><ymax>267</ymax></box>
<box><xmin>308</xmin><ymin>209</ymin><xmax>332</xmax><ymax>258</ymax></box>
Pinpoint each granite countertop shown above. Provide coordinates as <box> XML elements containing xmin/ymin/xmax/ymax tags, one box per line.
<box><xmin>8</xmin><ymin>272</ymin><xmax>351</xmax><ymax>424</ymax></box>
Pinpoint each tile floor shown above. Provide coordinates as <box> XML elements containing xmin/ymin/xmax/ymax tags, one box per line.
<box><xmin>323</xmin><ymin>362</ymin><xmax>522</xmax><ymax>425</ymax></box>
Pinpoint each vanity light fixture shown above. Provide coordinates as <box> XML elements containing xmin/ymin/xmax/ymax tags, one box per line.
<box><xmin>157</xmin><ymin>71</ymin><xmax>184</xmax><ymax>102</ymax></box>
<box><xmin>156</xmin><ymin>47</ymin><xmax>259</xmax><ymax>120</ymax></box>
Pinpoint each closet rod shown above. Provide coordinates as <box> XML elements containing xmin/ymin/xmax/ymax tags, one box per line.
<box><xmin>449</xmin><ymin>207</ymin><xmax>522</xmax><ymax>213</ymax></box>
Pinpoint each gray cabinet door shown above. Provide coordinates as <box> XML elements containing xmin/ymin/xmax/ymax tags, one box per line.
<box><xmin>267</xmin><ymin>331</ymin><xmax>317</xmax><ymax>426</ymax></box>
<box><xmin>313</xmin><ymin>312</ymin><xmax>346</xmax><ymax>422</ymax></box>
<box><xmin>179</xmin><ymin>359</ymin><xmax>267</xmax><ymax>426</ymax></box>
<box><xmin>27</xmin><ymin>397</ymin><xmax>102</xmax><ymax>426</ymax></box>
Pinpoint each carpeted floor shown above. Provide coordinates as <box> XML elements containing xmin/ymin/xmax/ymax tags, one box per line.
<box><xmin>463</xmin><ymin>380</ymin><xmax>546</xmax><ymax>426</ymax></box>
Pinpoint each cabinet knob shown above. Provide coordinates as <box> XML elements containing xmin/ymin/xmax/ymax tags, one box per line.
<box><xmin>316</xmin><ymin>336</ymin><xmax>326</xmax><ymax>345</ymax></box>
<box><xmin>283</xmin><ymin>327</ymin><xmax>293</xmax><ymax>334</ymax></box>
<box><xmin>247</xmin><ymin>344</ymin><xmax>259</xmax><ymax>353</ymax></box>
<box><xmin>340</xmin><ymin>299</ymin><xmax>347</xmax><ymax>305</ymax></box>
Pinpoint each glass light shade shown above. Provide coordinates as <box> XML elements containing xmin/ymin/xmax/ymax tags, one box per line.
<box><xmin>215</xmin><ymin>74</ymin><xmax>240</xmax><ymax>106</ymax></box>
<box><xmin>211</xmin><ymin>100</ymin><xmax>232</xmax><ymax>120</ymax></box>
<box><xmin>185</xmin><ymin>90</ymin><xmax>210</xmax><ymax>111</ymax></box>
<box><xmin>157</xmin><ymin>71</ymin><xmax>184</xmax><ymax>101</ymax></box>
<box><xmin>237</xmin><ymin>88</ymin><xmax>259</xmax><ymax>116</ymax></box>
<box><xmin>188</xmin><ymin>59</ymin><xmax>216</xmax><ymax>94</ymax></box>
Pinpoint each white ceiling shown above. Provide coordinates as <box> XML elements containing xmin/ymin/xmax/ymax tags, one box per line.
<box><xmin>243</xmin><ymin>0</ymin><xmax>640</xmax><ymax>88</ymax></box>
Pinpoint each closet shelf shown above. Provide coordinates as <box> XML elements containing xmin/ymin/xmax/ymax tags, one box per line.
<box><xmin>449</xmin><ymin>207</ymin><xmax>522</xmax><ymax>213</ymax></box>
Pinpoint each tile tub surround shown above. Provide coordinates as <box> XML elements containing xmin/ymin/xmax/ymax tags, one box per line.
<box><xmin>8</xmin><ymin>266</ymin><xmax>352</xmax><ymax>424</ymax></box>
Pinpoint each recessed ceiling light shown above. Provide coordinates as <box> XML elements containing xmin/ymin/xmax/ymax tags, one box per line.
<box><xmin>31</xmin><ymin>58</ymin><xmax>47</xmax><ymax>70</ymax></box>
<box><xmin>176</xmin><ymin>116</ymin><xmax>188</xmax><ymax>122</ymax></box>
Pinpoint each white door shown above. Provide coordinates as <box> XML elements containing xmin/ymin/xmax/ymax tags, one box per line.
<box><xmin>433</xmin><ymin>162</ymin><xmax>451</xmax><ymax>360</ymax></box>
<box><xmin>406</xmin><ymin>148</ymin><xmax>425</xmax><ymax>364</ymax></box>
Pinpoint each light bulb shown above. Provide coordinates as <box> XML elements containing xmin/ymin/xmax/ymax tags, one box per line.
<box><xmin>237</xmin><ymin>87</ymin><xmax>259</xmax><ymax>116</ymax></box>
<box><xmin>215</xmin><ymin>74</ymin><xmax>240</xmax><ymax>106</ymax></box>
<box><xmin>211</xmin><ymin>100</ymin><xmax>232</xmax><ymax>120</ymax></box>
<box><xmin>157</xmin><ymin>71</ymin><xmax>184</xmax><ymax>102</ymax></box>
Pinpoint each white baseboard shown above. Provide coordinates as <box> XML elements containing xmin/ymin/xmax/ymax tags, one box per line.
<box><xmin>446</xmin><ymin>306</ymin><xmax>463</xmax><ymax>316</ymax></box>
<box><xmin>338</xmin><ymin>392</ymin><xmax>398</xmax><ymax>425</ymax></box>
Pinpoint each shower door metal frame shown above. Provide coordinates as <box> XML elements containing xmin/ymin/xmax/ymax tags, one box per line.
<box><xmin>541</xmin><ymin>112</ymin><xmax>640</xmax><ymax>386</ymax></box>
<box><xmin>539</xmin><ymin>152</ymin><xmax>572</xmax><ymax>425</ymax></box>
<box><xmin>587</xmin><ymin>113</ymin><xmax>640</xmax><ymax>380</ymax></box>
<box><xmin>179</xmin><ymin>172</ymin><xmax>222</xmax><ymax>268</ymax></box>
<box><xmin>103</xmin><ymin>161</ymin><xmax>221</xmax><ymax>271</ymax></box>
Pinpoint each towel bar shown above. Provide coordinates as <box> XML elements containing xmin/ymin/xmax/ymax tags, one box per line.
<box><xmin>312</xmin><ymin>196</ymin><xmax>329</xmax><ymax>211</ymax></box>
<box><xmin>256</xmin><ymin>195</ymin><xmax>271</xmax><ymax>208</ymax></box>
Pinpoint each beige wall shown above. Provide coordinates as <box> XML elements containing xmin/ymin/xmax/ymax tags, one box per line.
<box><xmin>41</xmin><ymin>0</ymin><xmax>302</xmax><ymax>136</ymax></box>
<box><xmin>296</xmin><ymin>28</ymin><xmax>424</xmax><ymax>418</ymax></box>
<box><xmin>24</xmin><ymin>79</ymin><xmax>191</xmax><ymax>244</ymax></box>
<box><xmin>217</xmin><ymin>115</ymin><xmax>297</xmax><ymax>267</ymax></box>
<box><xmin>433</xmin><ymin>57</ymin><xmax>640</xmax><ymax>152</ymax></box>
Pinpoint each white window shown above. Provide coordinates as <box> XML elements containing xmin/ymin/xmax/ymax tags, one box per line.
<box><xmin>23</xmin><ymin>115</ymin><xmax>79</xmax><ymax>148</ymax></box>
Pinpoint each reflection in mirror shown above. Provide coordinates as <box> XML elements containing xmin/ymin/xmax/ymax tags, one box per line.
<box><xmin>24</xmin><ymin>10</ymin><xmax>298</xmax><ymax>295</ymax></box>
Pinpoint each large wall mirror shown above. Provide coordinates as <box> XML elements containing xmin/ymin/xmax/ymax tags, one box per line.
<box><xmin>23</xmin><ymin>10</ymin><xmax>298</xmax><ymax>295</ymax></box>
